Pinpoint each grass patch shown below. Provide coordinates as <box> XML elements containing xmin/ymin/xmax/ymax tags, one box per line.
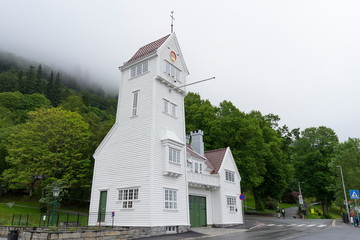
<box><xmin>0</xmin><ymin>196</ymin><xmax>89</xmax><ymax>226</ymax></box>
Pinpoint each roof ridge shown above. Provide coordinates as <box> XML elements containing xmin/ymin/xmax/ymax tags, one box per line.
<box><xmin>122</xmin><ymin>34</ymin><xmax>170</xmax><ymax>67</ymax></box>
<box><xmin>205</xmin><ymin>147</ymin><xmax>227</xmax><ymax>153</ymax></box>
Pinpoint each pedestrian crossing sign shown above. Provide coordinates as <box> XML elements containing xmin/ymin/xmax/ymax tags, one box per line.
<box><xmin>350</xmin><ymin>190</ymin><xmax>359</xmax><ymax>199</ymax></box>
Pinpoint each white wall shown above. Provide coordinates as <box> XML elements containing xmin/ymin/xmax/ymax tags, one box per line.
<box><xmin>216</xmin><ymin>148</ymin><xmax>243</xmax><ymax>225</ymax></box>
<box><xmin>89</xmin><ymin>33</ymin><xmax>190</xmax><ymax>227</ymax></box>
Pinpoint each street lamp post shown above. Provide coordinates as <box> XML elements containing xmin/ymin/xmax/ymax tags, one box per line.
<box><xmin>51</xmin><ymin>186</ymin><xmax>60</xmax><ymax>226</ymax></box>
<box><xmin>337</xmin><ymin>166</ymin><xmax>350</xmax><ymax>223</ymax></box>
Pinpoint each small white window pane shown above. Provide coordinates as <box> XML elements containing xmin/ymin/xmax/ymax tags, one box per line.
<box><xmin>166</xmin><ymin>62</ymin><xmax>170</xmax><ymax>74</ymax></box>
<box><xmin>143</xmin><ymin>61</ymin><xmax>148</xmax><ymax>72</ymax></box>
<box><xmin>131</xmin><ymin>67</ymin><xmax>136</xmax><ymax>77</ymax></box>
<box><xmin>129</xmin><ymin>189</ymin><xmax>133</xmax><ymax>200</ymax></box>
<box><xmin>176</xmin><ymin>150</ymin><xmax>180</xmax><ymax>163</ymax></box>
<box><xmin>119</xmin><ymin>190</ymin><xmax>123</xmax><ymax>200</ymax></box>
<box><xmin>134</xmin><ymin>189</ymin><xmax>138</xmax><ymax>199</ymax></box>
<box><xmin>136</xmin><ymin>65</ymin><xmax>142</xmax><ymax>75</ymax></box>
<box><xmin>124</xmin><ymin>189</ymin><xmax>128</xmax><ymax>200</ymax></box>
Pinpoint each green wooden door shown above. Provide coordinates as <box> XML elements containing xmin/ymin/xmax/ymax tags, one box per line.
<box><xmin>98</xmin><ymin>191</ymin><xmax>107</xmax><ymax>222</ymax></box>
<box><xmin>189</xmin><ymin>195</ymin><xmax>207</xmax><ymax>227</ymax></box>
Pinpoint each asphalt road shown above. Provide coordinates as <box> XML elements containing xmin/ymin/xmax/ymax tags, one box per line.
<box><xmin>1</xmin><ymin>213</ymin><xmax>356</xmax><ymax>240</ymax></box>
<box><xmin>206</xmin><ymin>217</ymin><xmax>358</xmax><ymax>240</ymax></box>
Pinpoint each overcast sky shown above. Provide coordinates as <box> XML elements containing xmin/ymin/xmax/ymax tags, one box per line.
<box><xmin>1</xmin><ymin>0</ymin><xmax>359</xmax><ymax>142</ymax></box>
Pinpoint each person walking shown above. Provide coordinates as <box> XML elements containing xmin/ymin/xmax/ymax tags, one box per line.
<box><xmin>276</xmin><ymin>207</ymin><xmax>281</xmax><ymax>219</ymax></box>
<box><xmin>302</xmin><ymin>209</ymin><xmax>307</xmax><ymax>219</ymax></box>
<box><xmin>281</xmin><ymin>208</ymin><xmax>286</xmax><ymax>219</ymax></box>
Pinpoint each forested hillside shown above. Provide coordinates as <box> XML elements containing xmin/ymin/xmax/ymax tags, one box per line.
<box><xmin>0</xmin><ymin>52</ymin><xmax>117</xmax><ymax>203</ymax></box>
<box><xmin>1</xmin><ymin>52</ymin><xmax>359</xmax><ymax>215</ymax></box>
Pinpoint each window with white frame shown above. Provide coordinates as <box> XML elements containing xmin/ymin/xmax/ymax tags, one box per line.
<box><xmin>164</xmin><ymin>189</ymin><xmax>177</xmax><ymax>209</ymax></box>
<box><xmin>118</xmin><ymin>188</ymin><xmax>139</xmax><ymax>209</ymax></box>
<box><xmin>227</xmin><ymin>196</ymin><xmax>236</xmax><ymax>212</ymax></box>
<box><xmin>165</xmin><ymin>61</ymin><xmax>181</xmax><ymax>82</ymax></box>
<box><xmin>132</xmin><ymin>91</ymin><xmax>139</xmax><ymax>117</ymax></box>
<box><xmin>169</xmin><ymin>147</ymin><xmax>180</xmax><ymax>164</ymax></box>
<box><xmin>225</xmin><ymin>170</ymin><xmax>235</xmax><ymax>182</ymax></box>
<box><xmin>163</xmin><ymin>99</ymin><xmax>177</xmax><ymax>117</ymax></box>
<box><xmin>192</xmin><ymin>161</ymin><xmax>203</xmax><ymax>174</ymax></box>
<box><xmin>130</xmin><ymin>61</ymin><xmax>148</xmax><ymax>78</ymax></box>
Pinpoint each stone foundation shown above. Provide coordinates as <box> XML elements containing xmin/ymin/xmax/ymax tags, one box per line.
<box><xmin>0</xmin><ymin>225</ymin><xmax>191</xmax><ymax>240</ymax></box>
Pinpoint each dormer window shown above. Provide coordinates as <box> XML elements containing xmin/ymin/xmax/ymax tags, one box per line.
<box><xmin>192</xmin><ymin>161</ymin><xmax>203</xmax><ymax>174</ymax></box>
<box><xmin>130</xmin><ymin>61</ymin><xmax>148</xmax><ymax>78</ymax></box>
<box><xmin>165</xmin><ymin>61</ymin><xmax>181</xmax><ymax>82</ymax></box>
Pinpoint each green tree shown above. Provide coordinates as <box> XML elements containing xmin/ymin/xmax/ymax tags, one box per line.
<box><xmin>330</xmin><ymin>138</ymin><xmax>360</xmax><ymax>210</ymax></box>
<box><xmin>52</xmin><ymin>72</ymin><xmax>62</xmax><ymax>106</ymax></box>
<box><xmin>184</xmin><ymin>92</ymin><xmax>217</xmax><ymax>149</ymax></box>
<box><xmin>293</xmin><ymin>126</ymin><xmax>339</xmax><ymax>215</ymax></box>
<box><xmin>0</xmin><ymin>71</ymin><xmax>18</xmax><ymax>92</ymax></box>
<box><xmin>2</xmin><ymin>108</ymin><xmax>92</xmax><ymax>196</ymax></box>
<box><xmin>23</xmin><ymin>65</ymin><xmax>36</xmax><ymax>94</ymax></box>
<box><xmin>249</xmin><ymin>111</ymin><xmax>293</xmax><ymax>209</ymax></box>
<box><xmin>33</xmin><ymin>65</ymin><xmax>45</xmax><ymax>94</ymax></box>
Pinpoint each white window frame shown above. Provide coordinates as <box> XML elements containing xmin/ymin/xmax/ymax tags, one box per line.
<box><xmin>225</xmin><ymin>170</ymin><xmax>235</xmax><ymax>182</ymax></box>
<box><xmin>171</xmin><ymin>103</ymin><xmax>177</xmax><ymax>117</ymax></box>
<box><xmin>163</xmin><ymin>99</ymin><xmax>169</xmax><ymax>114</ymax></box>
<box><xmin>165</xmin><ymin>61</ymin><xmax>181</xmax><ymax>82</ymax></box>
<box><xmin>130</xmin><ymin>61</ymin><xmax>148</xmax><ymax>78</ymax></box>
<box><xmin>227</xmin><ymin>196</ymin><xmax>236</xmax><ymax>212</ymax></box>
<box><xmin>118</xmin><ymin>188</ymin><xmax>139</xmax><ymax>209</ymax></box>
<box><xmin>132</xmin><ymin>91</ymin><xmax>139</xmax><ymax>117</ymax></box>
<box><xmin>192</xmin><ymin>161</ymin><xmax>203</xmax><ymax>174</ymax></box>
<box><xmin>163</xmin><ymin>99</ymin><xmax>177</xmax><ymax>117</ymax></box>
<box><xmin>169</xmin><ymin>147</ymin><xmax>181</xmax><ymax>164</ymax></box>
<box><xmin>164</xmin><ymin>188</ymin><xmax>178</xmax><ymax>210</ymax></box>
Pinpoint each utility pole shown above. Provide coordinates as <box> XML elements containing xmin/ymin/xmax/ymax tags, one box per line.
<box><xmin>298</xmin><ymin>181</ymin><xmax>303</xmax><ymax>208</ymax></box>
<box><xmin>337</xmin><ymin>165</ymin><xmax>350</xmax><ymax>223</ymax></box>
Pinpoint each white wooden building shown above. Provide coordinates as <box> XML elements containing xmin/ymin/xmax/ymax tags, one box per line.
<box><xmin>88</xmin><ymin>33</ymin><xmax>243</xmax><ymax>232</ymax></box>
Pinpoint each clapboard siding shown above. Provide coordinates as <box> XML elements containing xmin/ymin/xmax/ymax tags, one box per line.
<box><xmin>89</xmin><ymin>33</ymin><xmax>189</xmax><ymax>227</ymax></box>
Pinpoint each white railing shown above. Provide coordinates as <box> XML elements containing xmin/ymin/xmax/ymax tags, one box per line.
<box><xmin>187</xmin><ymin>171</ymin><xmax>220</xmax><ymax>188</ymax></box>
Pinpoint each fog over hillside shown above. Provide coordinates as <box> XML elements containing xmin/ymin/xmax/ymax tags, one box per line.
<box><xmin>1</xmin><ymin>0</ymin><xmax>360</xmax><ymax>141</ymax></box>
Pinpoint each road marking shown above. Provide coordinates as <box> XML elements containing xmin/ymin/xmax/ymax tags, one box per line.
<box><xmin>295</xmin><ymin>224</ymin><xmax>305</xmax><ymax>227</ymax></box>
<box><xmin>317</xmin><ymin>224</ymin><xmax>326</xmax><ymax>227</ymax></box>
<box><xmin>305</xmin><ymin>224</ymin><xmax>316</xmax><ymax>227</ymax></box>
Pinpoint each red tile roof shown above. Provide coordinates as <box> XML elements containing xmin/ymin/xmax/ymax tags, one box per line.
<box><xmin>122</xmin><ymin>34</ymin><xmax>170</xmax><ymax>67</ymax></box>
<box><xmin>187</xmin><ymin>145</ymin><xmax>227</xmax><ymax>174</ymax></box>
<box><xmin>205</xmin><ymin>148</ymin><xmax>227</xmax><ymax>174</ymax></box>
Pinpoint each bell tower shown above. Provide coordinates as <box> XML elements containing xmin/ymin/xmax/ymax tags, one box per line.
<box><xmin>89</xmin><ymin>33</ymin><xmax>190</xmax><ymax>231</ymax></box>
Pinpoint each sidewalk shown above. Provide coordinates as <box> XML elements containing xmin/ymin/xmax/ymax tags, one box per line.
<box><xmin>138</xmin><ymin>217</ymin><xmax>259</xmax><ymax>240</ymax></box>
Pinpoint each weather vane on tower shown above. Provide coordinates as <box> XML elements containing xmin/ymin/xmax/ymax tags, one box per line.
<box><xmin>170</xmin><ymin>11</ymin><xmax>175</xmax><ymax>33</ymax></box>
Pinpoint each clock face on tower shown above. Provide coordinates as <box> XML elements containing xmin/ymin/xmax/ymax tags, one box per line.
<box><xmin>170</xmin><ymin>51</ymin><xmax>177</xmax><ymax>62</ymax></box>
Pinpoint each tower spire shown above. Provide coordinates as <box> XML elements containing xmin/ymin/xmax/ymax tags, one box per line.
<box><xmin>170</xmin><ymin>11</ymin><xmax>175</xmax><ymax>33</ymax></box>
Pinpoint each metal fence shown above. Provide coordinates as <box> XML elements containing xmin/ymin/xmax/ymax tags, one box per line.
<box><xmin>11</xmin><ymin>212</ymin><xmax>88</xmax><ymax>228</ymax></box>
<box><xmin>10</xmin><ymin>212</ymin><xmax>118</xmax><ymax>228</ymax></box>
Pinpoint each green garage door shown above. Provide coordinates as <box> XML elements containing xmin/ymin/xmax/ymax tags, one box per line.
<box><xmin>189</xmin><ymin>195</ymin><xmax>207</xmax><ymax>227</ymax></box>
